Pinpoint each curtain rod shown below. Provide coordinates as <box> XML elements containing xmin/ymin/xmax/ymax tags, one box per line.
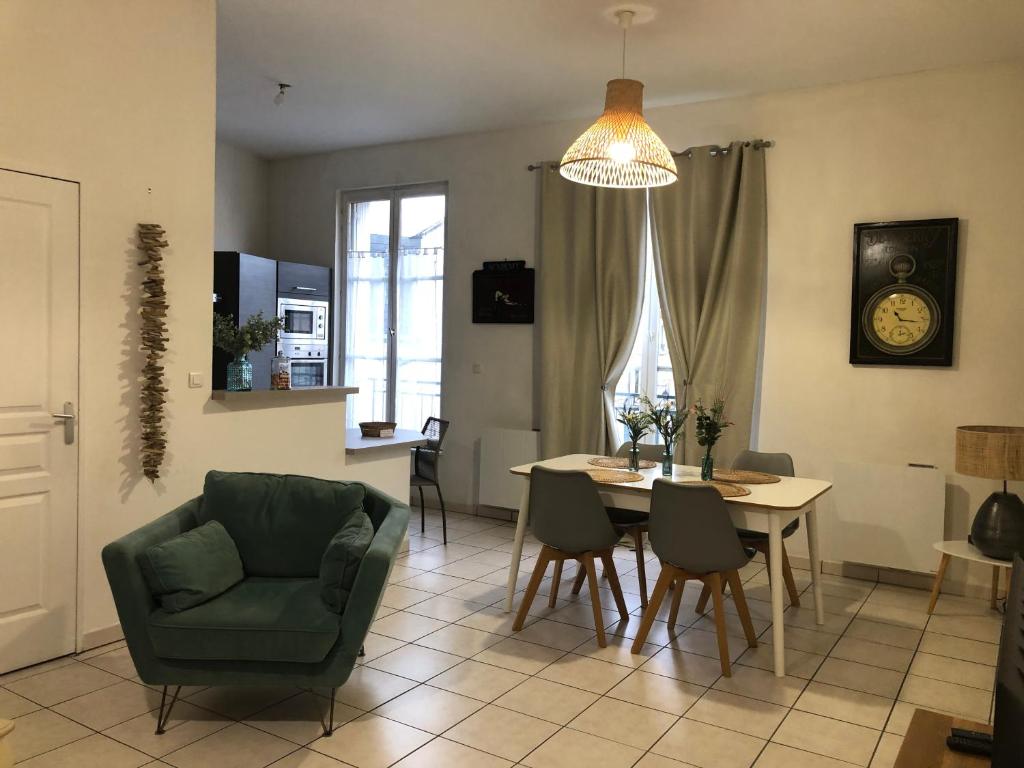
<box><xmin>526</xmin><ymin>139</ymin><xmax>773</xmax><ymax>171</ymax></box>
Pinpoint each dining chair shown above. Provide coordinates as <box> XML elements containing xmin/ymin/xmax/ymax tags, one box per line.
<box><xmin>630</xmin><ymin>480</ymin><xmax>758</xmax><ymax>675</ymax></box>
<box><xmin>513</xmin><ymin>467</ymin><xmax>630</xmax><ymax>647</ymax></box>
<box><xmin>411</xmin><ymin>417</ymin><xmax>450</xmax><ymax>544</ymax></box>
<box><xmin>695</xmin><ymin>450</ymin><xmax>801</xmax><ymax>613</ymax></box>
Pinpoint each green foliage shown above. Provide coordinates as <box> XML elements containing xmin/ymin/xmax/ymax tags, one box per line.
<box><xmin>616</xmin><ymin>404</ymin><xmax>653</xmax><ymax>446</ymax></box>
<box><xmin>692</xmin><ymin>397</ymin><xmax>733</xmax><ymax>448</ymax></box>
<box><xmin>213</xmin><ymin>311</ymin><xmax>284</xmax><ymax>359</ymax></box>
<box><xmin>641</xmin><ymin>395</ymin><xmax>687</xmax><ymax>448</ymax></box>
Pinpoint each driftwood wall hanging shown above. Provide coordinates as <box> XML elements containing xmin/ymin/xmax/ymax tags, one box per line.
<box><xmin>137</xmin><ymin>223</ymin><xmax>169</xmax><ymax>480</ymax></box>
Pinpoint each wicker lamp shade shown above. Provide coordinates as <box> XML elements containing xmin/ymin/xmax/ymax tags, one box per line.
<box><xmin>956</xmin><ymin>425</ymin><xmax>1024</xmax><ymax>480</ymax></box>
<box><xmin>559</xmin><ymin>79</ymin><xmax>677</xmax><ymax>189</ymax></box>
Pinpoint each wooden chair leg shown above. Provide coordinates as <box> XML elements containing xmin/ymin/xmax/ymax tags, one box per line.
<box><xmin>667</xmin><ymin>577</ymin><xmax>684</xmax><ymax>628</ymax></box>
<box><xmin>582</xmin><ymin>553</ymin><xmax>607</xmax><ymax>647</ymax></box>
<box><xmin>780</xmin><ymin>543</ymin><xmax>800</xmax><ymax>607</ymax></box>
<box><xmin>514</xmin><ymin>547</ymin><xmax>551</xmax><ymax>631</ymax></box>
<box><xmin>632</xmin><ymin>528</ymin><xmax>648</xmax><ymax>609</ymax></box>
<box><xmin>695</xmin><ymin>584</ymin><xmax>711</xmax><ymax>614</ymax></box>
<box><xmin>726</xmin><ymin>570</ymin><xmax>758</xmax><ymax>648</ymax></box>
<box><xmin>927</xmin><ymin>552</ymin><xmax>951</xmax><ymax>614</ymax></box>
<box><xmin>990</xmin><ymin>565</ymin><xmax>1000</xmax><ymax>610</ymax></box>
<box><xmin>599</xmin><ymin>549</ymin><xmax>629</xmax><ymax>621</ymax></box>
<box><xmin>549</xmin><ymin>559</ymin><xmax>563</xmax><ymax>609</ymax></box>
<box><xmin>571</xmin><ymin>566</ymin><xmax>587</xmax><ymax>595</ymax></box>
<box><xmin>706</xmin><ymin>572</ymin><xmax>732</xmax><ymax>676</ymax></box>
<box><xmin>631</xmin><ymin>567</ymin><xmax>675</xmax><ymax>654</ymax></box>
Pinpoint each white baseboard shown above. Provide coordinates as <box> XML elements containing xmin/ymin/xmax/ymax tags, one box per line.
<box><xmin>79</xmin><ymin>623</ymin><xmax>123</xmax><ymax>653</ymax></box>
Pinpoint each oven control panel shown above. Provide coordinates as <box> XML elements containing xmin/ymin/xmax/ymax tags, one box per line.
<box><xmin>279</xmin><ymin>343</ymin><xmax>327</xmax><ymax>359</ymax></box>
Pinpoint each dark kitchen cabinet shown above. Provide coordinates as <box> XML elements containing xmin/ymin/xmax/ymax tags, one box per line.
<box><xmin>213</xmin><ymin>252</ymin><xmax>278</xmax><ymax>390</ymax></box>
<box><xmin>277</xmin><ymin>260</ymin><xmax>331</xmax><ymax>299</ymax></box>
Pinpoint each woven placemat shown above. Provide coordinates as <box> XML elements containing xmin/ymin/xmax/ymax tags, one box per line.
<box><xmin>712</xmin><ymin>468</ymin><xmax>781</xmax><ymax>484</ymax></box>
<box><xmin>588</xmin><ymin>457</ymin><xmax>658</xmax><ymax>470</ymax></box>
<box><xmin>673</xmin><ymin>480</ymin><xmax>751</xmax><ymax>498</ymax></box>
<box><xmin>584</xmin><ymin>469</ymin><xmax>645</xmax><ymax>484</ymax></box>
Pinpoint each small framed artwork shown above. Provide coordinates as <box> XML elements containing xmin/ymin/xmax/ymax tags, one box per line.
<box><xmin>472</xmin><ymin>261</ymin><xmax>535</xmax><ymax>324</ymax></box>
<box><xmin>849</xmin><ymin>218</ymin><xmax>958</xmax><ymax>366</ymax></box>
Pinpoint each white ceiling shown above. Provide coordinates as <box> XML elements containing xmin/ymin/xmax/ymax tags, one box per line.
<box><xmin>217</xmin><ymin>0</ymin><xmax>1024</xmax><ymax>158</ymax></box>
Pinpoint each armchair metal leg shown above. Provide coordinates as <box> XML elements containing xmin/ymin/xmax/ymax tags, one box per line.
<box><xmin>435</xmin><ymin>482</ymin><xmax>447</xmax><ymax>544</ymax></box>
<box><xmin>155</xmin><ymin>685</ymin><xmax>181</xmax><ymax>735</ymax></box>
<box><xmin>321</xmin><ymin>688</ymin><xmax>337</xmax><ymax>736</ymax></box>
<box><xmin>358</xmin><ymin>645</ymin><xmax>366</xmax><ymax>657</ymax></box>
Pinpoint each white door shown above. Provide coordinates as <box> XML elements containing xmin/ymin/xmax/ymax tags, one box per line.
<box><xmin>0</xmin><ymin>169</ymin><xmax>79</xmax><ymax>673</ymax></box>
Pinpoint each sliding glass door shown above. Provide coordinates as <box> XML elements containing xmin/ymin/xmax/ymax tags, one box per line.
<box><xmin>342</xmin><ymin>184</ymin><xmax>446</xmax><ymax>429</ymax></box>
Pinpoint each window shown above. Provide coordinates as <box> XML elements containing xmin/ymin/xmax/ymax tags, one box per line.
<box><xmin>342</xmin><ymin>185</ymin><xmax>446</xmax><ymax>429</ymax></box>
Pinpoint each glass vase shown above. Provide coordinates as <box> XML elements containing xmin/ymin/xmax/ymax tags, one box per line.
<box><xmin>627</xmin><ymin>444</ymin><xmax>641</xmax><ymax>472</ymax></box>
<box><xmin>701</xmin><ymin>447</ymin><xmax>715</xmax><ymax>481</ymax></box>
<box><xmin>226</xmin><ymin>355</ymin><xmax>253</xmax><ymax>391</ymax></box>
<box><xmin>661</xmin><ymin>444</ymin><xmax>673</xmax><ymax>477</ymax></box>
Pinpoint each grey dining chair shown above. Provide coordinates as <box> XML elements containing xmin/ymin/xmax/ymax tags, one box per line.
<box><xmin>695</xmin><ymin>449</ymin><xmax>801</xmax><ymax>613</ymax></box>
<box><xmin>411</xmin><ymin>417</ymin><xmax>450</xmax><ymax>543</ymax></box>
<box><xmin>513</xmin><ymin>466</ymin><xmax>630</xmax><ymax>647</ymax></box>
<box><xmin>630</xmin><ymin>480</ymin><xmax>757</xmax><ymax>676</ymax></box>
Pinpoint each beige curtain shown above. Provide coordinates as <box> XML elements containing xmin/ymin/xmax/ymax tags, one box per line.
<box><xmin>650</xmin><ymin>142</ymin><xmax>767</xmax><ymax>466</ymax></box>
<box><xmin>538</xmin><ymin>167</ymin><xmax>646</xmax><ymax>459</ymax></box>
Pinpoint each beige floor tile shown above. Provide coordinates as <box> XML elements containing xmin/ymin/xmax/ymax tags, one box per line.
<box><xmin>537</xmin><ymin>653</ymin><xmax>633</xmax><ymax>694</ymax></box>
<box><xmin>268</xmin><ymin>748</ymin><xmax>352</xmax><ymax>767</ymax></box>
<box><xmin>926</xmin><ymin>613</ymin><xmax>1002</xmax><ymax>644</ymax></box>
<box><xmin>435</xmin><ymin>560</ymin><xmax>503</xmax><ymax>579</ymax></box>
<box><xmin>671</xmin><ymin>627</ymin><xmax>748</xmax><ymax>663</ymax></box>
<box><xmin>415</xmin><ymin>624</ymin><xmax>504</xmax><ymax>657</ymax></box>
<box><xmin>761</xmin><ymin>625</ymin><xmax>840</xmax><ymax>656</ymax></box>
<box><xmin>429</xmin><ymin>660</ymin><xmax>528</xmax><ymax>702</ymax></box>
<box><xmin>373</xmin><ymin>684</ymin><xmax>483</xmax><ymax>734</ymax></box>
<box><xmin>102</xmin><ymin>701</ymin><xmax>231</xmax><ymax>758</ymax></box>
<box><xmin>444</xmin><ymin>704</ymin><xmax>559</xmax><ymax>762</ymax></box>
<box><xmin>865</xmin><ymin>585</ymin><xmax>932</xmax><ymax>612</ymax></box>
<box><xmin>870</xmin><ymin>732</ymin><xmax>903</xmax><ymax>768</ymax></box>
<box><xmin>843</xmin><ymin>619</ymin><xmax>921</xmax><ymax>651</ymax></box>
<box><xmin>607</xmin><ymin>613</ymin><xmax>681</xmax><ymax>647</ymax></box>
<box><xmin>511</xmin><ymin>618</ymin><xmax>595</xmax><ymax>652</ymax></box>
<box><xmin>162</xmin><ymin>722</ymin><xmax>296</xmax><ymax>768</ymax></box>
<box><xmin>444</xmin><ymin>580</ymin><xmax>508</xmax><ymax>604</ymax></box>
<box><xmin>0</xmin><ymin>656</ymin><xmax>77</xmax><ymax>686</ymax></box>
<box><xmin>456</xmin><ymin>606</ymin><xmax>533</xmax><ymax>636</ymax></box>
<box><xmin>634</xmin><ymin>754</ymin><xmax>696</xmax><ymax>768</ymax></box>
<box><xmin>817</xmin><ymin>576</ymin><xmax>875</xmax><ymax>601</ymax></box>
<box><xmin>772</xmin><ymin>710</ymin><xmax>880</xmax><ymax>767</ymax></box>
<box><xmin>184</xmin><ymin>687</ymin><xmax>296</xmax><ymax>720</ymax></box>
<box><xmin>546</xmin><ymin>602</ymin><xmax>624</xmax><ymax>631</ymax></box>
<box><xmin>916</xmin><ymin>632</ymin><xmax>998</xmax><ymax>666</ymax></box>
<box><xmin>244</xmin><ymin>690</ymin><xmax>361</xmax><ymax>745</ymax></box>
<box><xmin>310</xmin><ymin>713</ymin><xmax>432</xmax><ymax>768</ymax></box>
<box><xmin>391</xmin><ymin>736</ymin><xmax>513</xmax><ymax>768</ymax></box>
<box><xmin>779</xmin><ymin>607</ymin><xmax>853</xmax><ymax>636</ymax></box>
<box><xmin>828</xmin><ymin>637</ymin><xmax>914</xmax><ymax>673</ymax></box>
<box><xmin>607</xmin><ymin>670</ymin><xmax>705</xmax><ymax>716</ymax></box>
<box><xmin>387</xmin><ymin>565</ymin><xmax>427</xmax><ymax>584</ymax></box>
<box><xmin>571</xmin><ymin>634</ymin><xmax>659</xmax><ymax>668</ymax></box>
<box><xmin>754</xmin><ymin>743</ymin><xmax>858</xmax><ymax>767</ymax></box>
<box><xmin>52</xmin><ymin>679</ymin><xmax>162</xmax><ymax>731</ymax></box>
<box><xmin>736</xmin><ymin>644</ymin><xmax>824</xmax><ymax>680</ymax></box>
<box><xmin>493</xmin><ymin>677</ymin><xmax>598</xmax><ymax>725</ymax></box>
<box><xmin>399</xmin><ymin>571</ymin><xmax>470</xmax><ymax>593</ymax></box>
<box><xmin>652</xmin><ymin>717</ymin><xmax>765</xmax><ymax>768</ymax></box>
<box><xmin>712</xmin><ymin>665</ymin><xmax>806</xmax><ymax>707</ymax></box>
<box><xmin>908</xmin><ymin>651</ymin><xmax>995</xmax><ymax>691</ymax></box>
<box><xmin>405</xmin><ymin>595</ymin><xmax>489</xmax><ymax>623</ymax></box>
<box><xmin>570</xmin><ymin>696</ymin><xmax>677</xmax><ymax>749</ymax></box>
<box><xmin>804</xmin><ymin>593</ymin><xmax>867</xmax><ymax>617</ymax></box>
<box><xmin>366</xmin><ymin>643</ymin><xmax>463</xmax><ymax>682</ymax></box>
<box><xmin>692</xmin><ymin>610</ymin><xmax>771</xmax><ymax>640</ymax></box>
<box><xmin>641</xmin><ymin>647</ymin><xmax>724</xmax><ymax>688</ymax></box>
<box><xmin>7</xmin><ymin>709</ymin><xmax>91</xmax><ymax>762</ymax></box>
<box><xmin>6</xmin><ymin>662</ymin><xmax>122</xmax><ymax>707</ymax></box>
<box><xmin>898</xmin><ymin>674</ymin><xmax>992</xmax><ymax>722</ymax></box>
<box><xmin>0</xmin><ymin>686</ymin><xmax>40</xmax><ymax>718</ymax></box>
<box><xmin>523</xmin><ymin>726</ymin><xmax>644</xmax><ymax>768</ymax></box>
<box><xmin>371</xmin><ymin>611</ymin><xmax>449</xmax><ymax>642</ymax></box>
<box><xmin>472</xmin><ymin>637</ymin><xmax>564</xmax><ymax>675</ymax></box>
<box><xmin>16</xmin><ymin>732</ymin><xmax>150</xmax><ymax>768</ymax></box>
<box><xmin>882</xmin><ymin>700</ymin><xmax>964</xmax><ymax>737</ymax></box>
<box><xmin>813</xmin><ymin>658</ymin><xmax>903</xmax><ymax>698</ymax></box>
<box><xmin>685</xmin><ymin>689</ymin><xmax>788</xmax><ymax>739</ymax></box>
<box><xmin>794</xmin><ymin>681</ymin><xmax>894</xmax><ymax>730</ymax></box>
<box><xmin>380</xmin><ymin>584</ymin><xmax>435</xmax><ymax>610</ymax></box>
<box><xmin>356</xmin><ymin>632</ymin><xmax>406</xmax><ymax>663</ymax></box>
<box><xmin>80</xmin><ymin>646</ymin><xmax>139</xmax><ymax>680</ymax></box>
<box><xmin>332</xmin><ymin>665</ymin><xmax>417</xmax><ymax>710</ymax></box>
<box><xmin>856</xmin><ymin>602</ymin><xmax>929</xmax><ymax>631</ymax></box>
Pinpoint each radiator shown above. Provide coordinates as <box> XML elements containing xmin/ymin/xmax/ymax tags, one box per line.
<box><xmin>830</xmin><ymin>461</ymin><xmax>945</xmax><ymax>574</ymax></box>
<box><xmin>479</xmin><ymin>428</ymin><xmax>539</xmax><ymax>509</ymax></box>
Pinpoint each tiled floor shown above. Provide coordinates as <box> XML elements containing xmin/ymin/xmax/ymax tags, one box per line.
<box><xmin>1</xmin><ymin>508</ymin><xmax>1002</xmax><ymax>767</ymax></box>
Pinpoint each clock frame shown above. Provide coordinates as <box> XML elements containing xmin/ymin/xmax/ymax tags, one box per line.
<box><xmin>849</xmin><ymin>218</ymin><xmax>958</xmax><ymax>366</ymax></box>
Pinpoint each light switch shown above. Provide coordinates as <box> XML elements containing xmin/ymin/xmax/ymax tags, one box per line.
<box><xmin>188</xmin><ymin>372</ymin><xmax>203</xmax><ymax>388</ymax></box>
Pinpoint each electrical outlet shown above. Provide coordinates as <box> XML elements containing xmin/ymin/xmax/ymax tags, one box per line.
<box><xmin>472</xmin><ymin>363</ymin><xmax>482</xmax><ymax>374</ymax></box>
<box><xmin>188</xmin><ymin>372</ymin><xmax>203</xmax><ymax>388</ymax></box>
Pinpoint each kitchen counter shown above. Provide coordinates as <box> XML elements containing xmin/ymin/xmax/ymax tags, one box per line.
<box><xmin>345</xmin><ymin>428</ymin><xmax>426</xmax><ymax>455</ymax></box>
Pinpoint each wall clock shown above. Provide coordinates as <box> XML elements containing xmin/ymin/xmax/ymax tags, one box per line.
<box><xmin>850</xmin><ymin>218</ymin><xmax>958</xmax><ymax>366</ymax></box>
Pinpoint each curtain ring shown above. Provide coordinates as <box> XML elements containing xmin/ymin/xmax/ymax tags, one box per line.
<box><xmin>600</xmin><ymin>384</ymin><xmax>608</xmax><ymax>392</ymax></box>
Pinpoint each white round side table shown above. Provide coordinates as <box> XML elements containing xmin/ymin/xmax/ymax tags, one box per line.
<box><xmin>928</xmin><ymin>540</ymin><xmax>1012</xmax><ymax>614</ymax></box>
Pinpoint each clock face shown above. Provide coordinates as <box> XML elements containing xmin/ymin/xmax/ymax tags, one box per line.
<box><xmin>863</xmin><ymin>287</ymin><xmax>940</xmax><ymax>355</ymax></box>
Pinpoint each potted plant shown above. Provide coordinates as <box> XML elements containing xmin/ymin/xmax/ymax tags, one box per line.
<box><xmin>642</xmin><ymin>395</ymin><xmax>687</xmax><ymax>477</ymax></box>
<box><xmin>692</xmin><ymin>397</ymin><xmax>733</xmax><ymax>481</ymax></box>
<box><xmin>615</xmin><ymin>403</ymin><xmax>653</xmax><ymax>472</ymax></box>
<box><xmin>213</xmin><ymin>311</ymin><xmax>284</xmax><ymax>391</ymax></box>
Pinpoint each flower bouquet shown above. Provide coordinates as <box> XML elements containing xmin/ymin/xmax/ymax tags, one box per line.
<box><xmin>615</xmin><ymin>404</ymin><xmax>653</xmax><ymax>471</ymax></box>
<box><xmin>692</xmin><ymin>397</ymin><xmax>733</xmax><ymax>481</ymax></box>
<box><xmin>642</xmin><ymin>395</ymin><xmax>687</xmax><ymax>476</ymax></box>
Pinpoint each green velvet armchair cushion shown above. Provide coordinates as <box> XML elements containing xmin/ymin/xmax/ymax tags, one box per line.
<box><xmin>320</xmin><ymin>510</ymin><xmax>375</xmax><ymax>612</ymax></box>
<box><xmin>148</xmin><ymin>578</ymin><xmax>340</xmax><ymax>663</ymax></box>
<box><xmin>139</xmin><ymin>520</ymin><xmax>244</xmax><ymax>613</ymax></box>
<box><xmin>198</xmin><ymin>471</ymin><xmax>366</xmax><ymax>577</ymax></box>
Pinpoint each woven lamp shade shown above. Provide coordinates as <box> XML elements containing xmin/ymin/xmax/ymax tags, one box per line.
<box><xmin>955</xmin><ymin>425</ymin><xmax>1024</xmax><ymax>480</ymax></box>
<box><xmin>559</xmin><ymin>79</ymin><xmax>677</xmax><ymax>189</ymax></box>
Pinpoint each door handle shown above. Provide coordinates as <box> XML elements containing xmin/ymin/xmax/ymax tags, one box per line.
<box><xmin>51</xmin><ymin>402</ymin><xmax>75</xmax><ymax>445</ymax></box>
<box><xmin>293</xmin><ymin>286</ymin><xmax>317</xmax><ymax>292</ymax></box>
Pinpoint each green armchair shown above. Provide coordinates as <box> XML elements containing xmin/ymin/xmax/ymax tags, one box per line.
<box><xmin>102</xmin><ymin>471</ymin><xmax>409</xmax><ymax>736</ymax></box>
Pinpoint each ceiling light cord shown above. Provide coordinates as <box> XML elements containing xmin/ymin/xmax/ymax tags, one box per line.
<box><xmin>618</xmin><ymin>10</ymin><xmax>634</xmax><ymax>79</ymax></box>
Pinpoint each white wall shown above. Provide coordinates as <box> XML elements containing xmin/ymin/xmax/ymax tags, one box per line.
<box><xmin>214</xmin><ymin>139</ymin><xmax>270</xmax><ymax>254</ymax></box>
<box><xmin>270</xmin><ymin>60</ymin><xmax>1024</xmax><ymax>592</ymax></box>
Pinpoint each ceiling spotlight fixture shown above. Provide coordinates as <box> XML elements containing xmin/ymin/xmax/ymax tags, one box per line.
<box><xmin>273</xmin><ymin>83</ymin><xmax>291</xmax><ymax>106</ymax></box>
<box><xmin>559</xmin><ymin>9</ymin><xmax>677</xmax><ymax>189</ymax></box>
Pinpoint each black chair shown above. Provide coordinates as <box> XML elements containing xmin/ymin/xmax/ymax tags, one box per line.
<box><xmin>631</xmin><ymin>480</ymin><xmax>757</xmax><ymax>676</ymax></box>
<box><xmin>411</xmin><ymin>417</ymin><xmax>449</xmax><ymax>544</ymax></box>
<box><xmin>513</xmin><ymin>467</ymin><xmax>630</xmax><ymax>647</ymax></box>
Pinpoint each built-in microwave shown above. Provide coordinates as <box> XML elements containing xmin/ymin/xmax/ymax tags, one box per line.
<box><xmin>277</xmin><ymin>297</ymin><xmax>328</xmax><ymax>345</ymax></box>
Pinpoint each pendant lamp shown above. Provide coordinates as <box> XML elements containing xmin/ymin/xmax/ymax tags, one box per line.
<box><xmin>559</xmin><ymin>9</ymin><xmax>677</xmax><ymax>189</ymax></box>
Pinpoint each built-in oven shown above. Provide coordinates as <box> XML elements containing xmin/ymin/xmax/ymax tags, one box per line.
<box><xmin>280</xmin><ymin>342</ymin><xmax>328</xmax><ymax>388</ymax></box>
<box><xmin>277</xmin><ymin>297</ymin><xmax>328</xmax><ymax>345</ymax></box>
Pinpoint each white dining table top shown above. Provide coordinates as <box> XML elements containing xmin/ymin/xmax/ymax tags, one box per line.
<box><xmin>510</xmin><ymin>453</ymin><xmax>832</xmax><ymax>511</ymax></box>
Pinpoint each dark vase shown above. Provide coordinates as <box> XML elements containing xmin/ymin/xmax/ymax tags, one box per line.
<box><xmin>627</xmin><ymin>444</ymin><xmax>641</xmax><ymax>472</ymax></box>
<box><xmin>661</xmin><ymin>444</ymin><xmax>673</xmax><ymax>477</ymax></box>
<box><xmin>700</xmin><ymin>447</ymin><xmax>714</xmax><ymax>481</ymax></box>
<box><xmin>969</xmin><ymin>491</ymin><xmax>1024</xmax><ymax>560</ymax></box>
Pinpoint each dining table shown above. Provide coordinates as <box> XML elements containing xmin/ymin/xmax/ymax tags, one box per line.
<box><xmin>504</xmin><ymin>453</ymin><xmax>833</xmax><ymax>677</ymax></box>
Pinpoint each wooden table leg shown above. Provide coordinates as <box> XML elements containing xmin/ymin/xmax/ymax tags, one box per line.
<box><xmin>990</xmin><ymin>565</ymin><xmax>1000</xmax><ymax>610</ymax></box>
<box><xmin>927</xmin><ymin>552</ymin><xmax>951</xmax><ymax>615</ymax></box>
<box><xmin>505</xmin><ymin>479</ymin><xmax>530</xmax><ymax>612</ymax></box>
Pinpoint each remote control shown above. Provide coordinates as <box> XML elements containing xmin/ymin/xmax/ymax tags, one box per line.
<box><xmin>946</xmin><ymin>735</ymin><xmax>993</xmax><ymax>756</ymax></box>
<box><xmin>950</xmin><ymin>727</ymin><xmax>993</xmax><ymax>743</ymax></box>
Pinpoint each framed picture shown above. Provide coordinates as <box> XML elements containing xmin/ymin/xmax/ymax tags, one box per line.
<box><xmin>472</xmin><ymin>261</ymin><xmax>534</xmax><ymax>324</ymax></box>
<box><xmin>849</xmin><ymin>218</ymin><xmax>958</xmax><ymax>366</ymax></box>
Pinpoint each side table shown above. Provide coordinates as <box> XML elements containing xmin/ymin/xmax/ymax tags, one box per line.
<box><xmin>928</xmin><ymin>541</ymin><xmax>1011</xmax><ymax>614</ymax></box>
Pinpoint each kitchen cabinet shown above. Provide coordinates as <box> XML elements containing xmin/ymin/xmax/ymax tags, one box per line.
<box><xmin>213</xmin><ymin>251</ymin><xmax>278</xmax><ymax>390</ymax></box>
<box><xmin>277</xmin><ymin>261</ymin><xmax>331</xmax><ymax>299</ymax></box>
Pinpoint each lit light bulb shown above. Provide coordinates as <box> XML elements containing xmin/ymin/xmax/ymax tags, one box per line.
<box><xmin>608</xmin><ymin>141</ymin><xmax>636</xmax><ymax>164</ymax></box>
